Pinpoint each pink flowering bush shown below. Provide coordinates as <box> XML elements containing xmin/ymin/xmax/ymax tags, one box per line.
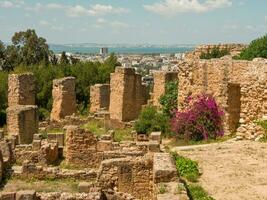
<box><xmin>171</xmin><ymin>94</ymin><xmax>224</xmax><ymax>141</ymax></box>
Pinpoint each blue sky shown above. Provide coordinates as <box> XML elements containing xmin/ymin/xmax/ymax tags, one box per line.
<box><xmin>0</xmin><ymin>0</ymin><xmax>267</xmax><ymax>44</ymax></box>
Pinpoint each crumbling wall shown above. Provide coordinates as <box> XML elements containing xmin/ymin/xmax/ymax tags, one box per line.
<box><xmin>90</xmin><ymin>84</ymin><xmax>110</xmax><ymax>113</ymax></box>
<box><xmin>50</xmin><ymin>77</ymin><xmax>76</xmax><ymax>122</ymax></box>
<box><xmin>109</xmin><ymin>67</ymin><xmax>149</xmax><ymax>122</ymax></box>
<box><xmin>97</xmin><ymin>156</ymin><xmax>153</xmax><ymax>200</ymax></box>
<box><xmin>185</xmin><ymin>43</ymin><xmax>247</xmax><ymax>59</ymax></box>
<box><xmin>7</xmin><ymin>105</ymin><xmax>38</xmax><ymax>144</ymax></box>
<box><xmin>8</xmin><ymin>73</ymin><xmax>35</xmax><ymax>107</ymax></box>
<box><xmin>178</xmin><ymin>58</ymin><xmax>267</xmax><ymax>137</ymax></box>
<box><xmin>65</xmin><ymin>126</ymin><xmax>102</xmax><ymax>168</ymax></box>
<box><xmin>151</xmin><ymin>71</ymin><xmax>178</xmax><ymax>107</ymax></box>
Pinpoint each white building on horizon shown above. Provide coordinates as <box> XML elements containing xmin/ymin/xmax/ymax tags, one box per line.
<box><xmin>99</xmin><ymin>47</ymin><xmax>108</xmax><ymax>56</ymax></box>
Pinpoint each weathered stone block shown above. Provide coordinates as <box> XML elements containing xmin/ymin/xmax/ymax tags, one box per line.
<box><xmin>32</xmin><ymin>140</ymin><xmax>41</xmax><ymax>151</ymax></box>
<box><xmin>150</xmin><ymin>132</ymin><xmax>162</xmax><ymax>144</ymax></box>
<box><xmin>1</xmin><ymin>192</ymin><xmax>16</xmax><ymax>200</ymax></box>
<box><xmin>148</xmin><ymin>141</ymin><xmax>160</xmax><ymax>152</ymax></box>
<box><xmin>0</xmin><ymin>150</ymin><xmax>3</xmax><ymax>183</ymax></box>
<box><xmin>0</xmin><ymin>141</ymin><xmax>13</xmax><ymax>163</ymax></box>
<box><xmin>16</xmin><ymin>190</ymin><xmax>36</xmax><ymax>200</ymax></box>
<box><xmin>7</xmin><ymin>105</ymin><xmax>38</xmax><ymax>144</ymax></box>
<box><xmin>47</xmin><ymin>133</ymin><xmax>65</xmax><ymax>147</ymax></box>
<box><xmin>97</xmin><ymin>140</ymin><xmax>112</xmax><ymax>152</ymax></box>
<box><xmin>153</xmin><ymin>153</ymin><xmax>177</xmax><ymax>183</ymax></box>
<box><xmin>50</xmin><ymin>77</ymin><xmax>76</xmax><ymax>121</ymax></box>
<box><xmin>110</xmin><ymin>67</ymin><xmax>149</xmax><ymax>122</ymax></box>
<box><xmin>78</xmin><ymin>182</ymin><xmax>91</xmax><ymax>193</ymax></box>
<box><xmin>8</xmin><ymin>73</ymin><xmax>35</xmax><ymax>107</ymax></box>
<box><xmin>90</xmin><ymin>84</ymin><xmax>110</xmax><ymax>113</ymax></box>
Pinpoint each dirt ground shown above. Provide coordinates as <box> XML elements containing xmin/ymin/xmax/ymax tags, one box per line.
<box><xmin>173</xmin><ymin>140</ymin><xmax>267</xmax><ymax>200</ymax></box>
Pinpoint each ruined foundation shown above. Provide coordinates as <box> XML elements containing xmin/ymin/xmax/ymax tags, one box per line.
<box><xmin>109</xmin><ymin>67</ymin><xmax>149</xmax><ymax>122</ymax></box>
<box><xmin>7</xmin><ymin>105</ymin><xmax>38</xmax><ymax>144</ymax></box>
<box><xmin>50</xmin><ymin>77</ymin><xmax>76</xmax><ymax>122</ymax></box>
<box><xmin>90</xmin><ymin>84</ymin><xmax>110</xmax><ymax>113</ymax></box>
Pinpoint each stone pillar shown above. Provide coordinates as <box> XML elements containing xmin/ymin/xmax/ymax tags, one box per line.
<box><xmin>7</xmin><ymin>105</ymin><xmax>38</xmax><ymax>144</ymax></box>
<box><xmin>90</xmin><ymin>84</ymin><xmax>110</xmax><ymax>113</ymax></box>
<box><xmin>109</xmin><ymin>67</ymin><xmax>149</xmax><ymax>122</ymax></box>
<box><xmin>152</xmin><ymin>71</ymin><xmax>178</xmax><ymax>107</ymax></box>
<box><xmin>50</xmin><ymin>77</ymin><xmax>76</xmax><ymax>121</ymax></box>
<box><xmin>8</xmin><ymin>73</ymin><xmax>35</xmax><ymax>107</ymax></box>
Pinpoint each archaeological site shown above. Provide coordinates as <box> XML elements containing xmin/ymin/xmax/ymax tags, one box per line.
<box><xmin>0</xmin><ymin>44</ymin><xmax>266</xmax><ymax>200</ymax></box>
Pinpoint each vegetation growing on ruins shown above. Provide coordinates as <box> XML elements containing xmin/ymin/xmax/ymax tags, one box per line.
<box><xmin>173</xmin><ymin>154</ymin><xmax>200</xmax><ymax>182</ymax></box>
<box><xmin>159</xmin><ymin>81</ymin><xmax>178</xmax><ymax>116</ymax></box>
<box><xmin>187</xmin><ymin>184</ymin><xmax>215</xmax><ymax>200</ymax></box>
<box><xmin>134</xmin><ymin>106</ymin><xmax>170</xmax><ymax>135</ymax></box>
<box><xmin>200</xmin><ymin>46</ymin><xmax>230</xmax><ymax>59</ymax></box>
<box><xmin>236</xmin><ymin>34</ymin><xmax>267</xmax><ymax>60</ymax></box>
<box><xmin>171</xmin><ymin>94</ymin><xmax>224</xmax><ymax>141</ymax></box>
<box><xmin>255</xmin><ymin>120</ymin><xmax>267</xmax><ymax>142</ymax></box>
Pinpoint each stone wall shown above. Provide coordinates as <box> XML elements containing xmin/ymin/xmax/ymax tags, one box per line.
<box><xmin>109</xmin><ymin>67</ymin><xmax>149</xmax><ymax>122</ymax></box>
<box><xmin>185</xmin><ymin>43</ymin><xmax>247</xmax><ymax>59</ymax></box>
<box><xmin>7</xmin><ymin>105</ymin><xmax>38</xmax><ymax>144</ymax></box>
<box><xmin>50</xmin><ymin>77</ymin><xmax>76</xmax><ymax>122</ymax></box>
<box><xmin>151</xmin><ymin>71</ymin><xmax>178</xmax><ymax>107</ymax></box>
<box><xmin>90</xmin><ymin>84</ymin><xmax>110</xmax><ymax>113</ymax></box>
<box><xmin>8</xmin><ymin>73</ymin><xmax>35</xmax><ymax>107</ymax></box>
<box><xmin>65</xmin><ymin>126</ymin><xmax>102</xmax><ymax>168</ymax></box>
<box><xmin>97</xmin><ymin>156</ymin><xmax>153</xmax><ymax>200</ymax></box>
<box><xmin>178</xmin><ymin>58</ymin><xmax>267</xmax><ymax>137</ymax></box>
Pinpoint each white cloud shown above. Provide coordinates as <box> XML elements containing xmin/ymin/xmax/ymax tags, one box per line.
<box><xmin>110</xmin><ymin>21</ymin><xmax>130</xmax><ymax>29</ymax></box>
<box><xmin>96</xmin><ymin>18</ymin><xmax>106</xmax><ymax>24</ymax></box>
<box><xmin>27</xmin><ymin>3</ymin><xmax>129</xmax><ymax>18</ymax></box>
<box><xmin>144</xmin><ymin>0</ymin><xmax>232</xmax><ymax>16</ymax></box>
<box><xmin>0</xmin><ymin>1</ymin><xmax>14</xmax><ymax>8</ymax></box>
<box><xmin>39</xmin><ymin>20</ymin><xmax>63</xmax><ymax>31</ymax></box>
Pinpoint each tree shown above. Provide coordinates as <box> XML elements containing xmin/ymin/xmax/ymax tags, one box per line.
<box><xmin>237</xmin><ymin>34</ymin><xmax>267</xmax><ymax>60</ymax></box>
<box><xmin>60</xmin><ymin>51</ymin><xmax>69</xmax><ymax>65</ymax></box>
<box><xmin>200</xmin><ymin>46</ymin><xmax>230</xmax><ymax>59</ymax></box>
<box><xmin>11</xmin><ymin>29</ymin><xmax>50</xmax><ymax>65</ymax></box>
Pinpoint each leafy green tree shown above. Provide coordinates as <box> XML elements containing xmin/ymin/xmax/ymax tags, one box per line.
<box><xmin>200</xmin><ymin>46</ymin><xmax>230</xmax><ymax>59</ymax></box>
<box><xmin>159</xmin><ymin>81</ymin><xmax>178</xmax><ymax>116</ymax></box>
<box><xmin>237</xmin><ymin>34</ymin><xmax>267</xmax><ymax>60</ymax></box>
<box><xmin>11</xmin><ymin>29</ymin><xmax>50</xmax><ymax>65</ymax></box>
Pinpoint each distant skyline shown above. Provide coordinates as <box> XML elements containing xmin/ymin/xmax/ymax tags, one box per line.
<box><xmin>1</xmin><ymin>0</ymin><xmax>267</xmax><ymax>44</ymax></box>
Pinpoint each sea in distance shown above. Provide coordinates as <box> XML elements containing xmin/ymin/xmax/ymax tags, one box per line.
<box><xmin>49</xmin><ymin>44</ymin><xmax>196</xmax><ymax>55</ymax></box>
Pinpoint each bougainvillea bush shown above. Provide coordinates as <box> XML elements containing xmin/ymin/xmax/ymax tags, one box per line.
<box><xmin>171</xmin><ymin>94</ymin><xmax>224</xmax><ymax>141</ymax></box>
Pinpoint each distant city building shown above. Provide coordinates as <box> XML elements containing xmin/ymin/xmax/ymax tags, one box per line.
<box><xmin>99</xmin><ymin>47</ymin><xmax>108</xmax><ymax>56</ymax></box>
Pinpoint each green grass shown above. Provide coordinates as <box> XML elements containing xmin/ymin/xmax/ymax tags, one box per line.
<box><xmin>113</xmin><ymin>128</ymin><xmax>133</xmax><ymax>142</ymax></box>
<box><xmin>82</xmin><ymin>120</ymin><xmax>106</xmax><ymax>137</ymax></box>
<box><xmin>255</xmin><ymin>120</ymin><xmax>267</xmax><ymax>142</ymax></box>
<box><xmin>188</xmin><ymin>184</ymin><xmax>215</xmax><ymax>200</ymax></box>
<box><xmin>59</xmin><ymin>161</ymin><xmax>86</xmax><ymax>170</ymax></box>
<box><xmin>174</xmin><ymin>154</ymin><xmax>200</xmax><ymax>182</ymax></box>
<box><xmin>158</xmin><ymin>183</ymin><xmax>167</xmax><ymax>194</ymax></box>
<box><xmin>3</xmin><ymin>177</ymin><xmax>79</xmax><ymax>193</ymax></box>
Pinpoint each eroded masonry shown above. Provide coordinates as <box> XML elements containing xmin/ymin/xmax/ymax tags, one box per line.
<box><xmin>0</xmin><ymin>72</ymin><xmax>187</xmax><ymax>200</ymax></box>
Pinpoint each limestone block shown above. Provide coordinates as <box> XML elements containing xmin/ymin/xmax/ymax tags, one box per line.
<box><xmin>47</xmin><ymin>133</ymin><xmax>65</xmax><ymax>147</ymax></box>
<box><xmin>32</xmin><ymin>140</ymin><xmax>41</xmax><ymax>151</ymax></box>
<box><xmin>7</xmin><ymin>105</ymin><xmax>38</xmax><ymax>144</ymax></box>
<box><xmin>50</xmin><ymin>77</ymin><xmax>76</xmax><ymax>121</ymax></box>
<box><xmin>78</xmin><ymin>182</ymin><xmax>91</xmax><ymax>193</ymax></box>
<box><xmin>97</xmin><ymin>140</ymin><xmax>112</xmax><ymax>152</ymax></box>
<box><xmin>1</xmin><ymin>192</ymin><xmax>16</xmax><ymax>200</ymax></box>
<box><xmin>150</xmin><ymin>132</ymin><xmax>162</xmax><ymax>144</ymax></box>
<box><xmin>16</xmin><ymin>190</ymin><xmax>36</xmax><ymax>200</ymax></box>
<box><xmin>153</xmin><ymin>153</ymin><xmax>177</xmax><ymax>183</ymax></box>
<box><xmin>0</xmin><ymin>141</ymin><xmax>13</xmax><ymax>163</ymax></box>
<box><xmin>8</xmin><ymin>73</ymin><xmax>35</xmax><ymax>107</ymax></box>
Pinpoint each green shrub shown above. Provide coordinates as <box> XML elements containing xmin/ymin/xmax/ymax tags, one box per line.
<box><xmin>38</xmin><ymin>107</ymin><xmax>50</xmax><ymax>121</ymax></box>
<box><xmin>255</xmin><ymin>120</ymin><xmax>267</xmax><ymax>142</ymax></box>
<box><xmin>237</xmin><ymin>34</ymin><xmax>267</xmax><ymax>60</ymax></box>
<box><xmin>159</xmin><ymin>81</ymin><xmax>178</xmax><ymax>116</ymax></box>
<box><xmin>134</xmin><ymin>106</ymin><xmax>170</xmax><ymax>135</ymax></box>
<box><xmin>174</xmin><ymin>154</ymin><xmax>200</xmax><ymax>182</ymax></box>
<box><xmin>188</xmin><ymin>184</ymin><xmax>215</xmax><ymax>200</ymax></box>
<box><xmin>200</xmin><ymin>46</ymin><xmax>230</xmax><ymax>59</ymax></box>
<box><xmin>0</xmin><ymin>110</ymin><xmax>6</xmax><ymax>127</ymax></box>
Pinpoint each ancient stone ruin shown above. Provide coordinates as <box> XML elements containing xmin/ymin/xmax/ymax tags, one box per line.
<box><xmin>109</xmin><ymin>67</ymin><xmax>149</xmax><ymax>122</ymax></box>
<box><xmin>90</xmin><ymin>84</ymin><xmax>110</xmax><ymax>113</ymax></box>
<box><xmin>177</xmin><ymin>58</ymin><xmax>267</xmax><ymax>139</ymax></box>
<box><xmin>50</xmin><ymin>77</ymin><xmax>77</xmax><ymax>122</ymax></box>
<box><xmin>151</xmin><ymin>71</ymin><xmax>178</xmax><ymax>107</ymax></box>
